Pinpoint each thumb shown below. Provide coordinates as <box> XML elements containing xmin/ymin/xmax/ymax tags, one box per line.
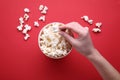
<box><xmin>59</xmin><ymin>31</ymin><xmax>74</xmax><ymax>45</ymax></box>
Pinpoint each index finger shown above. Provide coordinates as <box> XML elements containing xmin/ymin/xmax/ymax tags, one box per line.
<box><xmin>59</xmin><ymin>22</ymin><xmax>85</xmax><ymax>34</ymax></box>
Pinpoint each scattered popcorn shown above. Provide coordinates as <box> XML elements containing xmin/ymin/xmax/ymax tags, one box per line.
<box><xmin>39</xmin><ymin>15</ymin><xmax>45</xmax><ymax>22</ymax></box>
<box><xmin>88</xmin><ymin>20</ymin><xmax>93</xmax><ymax>25</ymax></box>
<box><xmin>44</xmin><ymin>6</ymin><xmax>48</xmax><ymax>11</ymax></box>
<box><xmin>39</xmin><ymin>5</ymin><xmax>48</xmax><ymax>14</ymax></box>
<box><xmin>24</xmin><ymin>14</ymin><xmax>29</xmax><ymax>21</ymax></box>
<box><xmin>24</xmin><ymin>34</ymin><xmax>30</xmax><ymax>40</ymax></box>
<box><xmin>19</xmin><ymin>17</ymin><xmax>24</xmax><ymax>21</ymax></box>
<box><xmin>24</xmin><ymin>8</ymin><xmax>30</xmax><ymax>13</ymax></box>
<box><xmin>81</xmin><ymin>15</ymin><xmax>89</xmax><ymax>21</ymax></box>
<box><xmin>17</xmin><ymin>4</ymin><xmax>49</xmax><ymax>41</ymax></box>
<box><xmin>22</xmin><ymin>29</ymin><xmax>28</xmax><ymax>34</ymax></box>
<box><xmin>19</xmin><ymin>20</ymin><xmax>24</xmax><ymax>25</ymax></box>
<box><xmin>17</xmin><ymin>24</ymin><xmax>23</xmax><ymax>31</ymax></box>
<box><xmin>34</xmin><ymin>21</ymin><xmax>39</xmax><ymax>27</ymax></box>
<box><xmin>81</xmin><ymin>15</ymin><xmax>103</xmax><ymax>33</ymax></box>
<box><xmin>41</xmin><ymin>10</ymin><xmax>47</xmax><ymax>14</ymax></box>
<box><xmin>92</xmin><ymin>28</ymin><xmax>101</xmax><ymax>33</ymax></box>
<box><xmin>22</xmin><ymin>24</ymin><xmax>31</xmax><ymax>34</ymax></box>
<box><xmin>24</xmin><ymin>24</ymin><xmax>31</xmax><ymax>30</ymax></box>
<box><xmin>95</xmin><ymin>22</ymin><xmax>102</xmax><ymax>28</ymax></box>
<box><xmin>19</xmin><ymin>17</ymin><xmax>24</xmax><ymax>24</ymax></box>
<box><xmin>38</xmin><ymin>22</ymin><xmax>73</xmax><ymax>59</ymax></box>
<box><xmin>39</xmin><ymin>5</ymin><xmax>44</xmax><ymax>11</ymax></box>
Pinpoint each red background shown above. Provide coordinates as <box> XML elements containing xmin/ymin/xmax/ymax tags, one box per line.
<box><xmin>0</xmin><ymin>0</ymin><xmax>120</xmax><ymax>80</ymax></box>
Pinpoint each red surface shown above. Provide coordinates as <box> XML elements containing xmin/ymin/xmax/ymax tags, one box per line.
<box><xmin>0</xmin><ymin>0</ymin><xmax>120</xmax><ymax>80</ymax></box>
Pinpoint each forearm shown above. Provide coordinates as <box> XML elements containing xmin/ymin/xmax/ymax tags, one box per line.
<box><xmin>86</xmin><ymin>49</ymin><xmax>120</xmax><ymax>80</ymax></box>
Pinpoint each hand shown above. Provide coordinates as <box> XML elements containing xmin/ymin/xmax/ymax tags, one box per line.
<box><xmin>59</xmin><ymin>22</ymin><xmax>120</xmax><ymax>80</ymax></box>
<box><xmin>59</xmin><ymin>22</ymin><xmax>95</xmax><ymax>56</ymax></box>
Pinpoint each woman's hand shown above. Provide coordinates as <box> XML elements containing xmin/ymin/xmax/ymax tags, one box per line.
<box><xmin>59</xmin><ymin>22</ymin><xmax>95</xmax><ymax>56</ymax></box>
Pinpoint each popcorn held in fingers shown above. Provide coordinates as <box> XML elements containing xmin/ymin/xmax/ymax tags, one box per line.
<box><xmin>81</xmin><ymin>15</ymin><xmax>89</xmax><ymax>21</ymax></box>
<box><xmin>39</xmin><ymin>5</ymin><xmax>44</xmax><ymax>11</ymax></box>
<box><xmin>52</xmin><ymin>25</ymin><xmax>59</xmax><ymax>33</ymax></box>
<box><xmin>24</xmin><ymin>8</ymin><xmax>30</xmax><ymax>13</ymax></box>
<box><xmin>34</xmin><ymin>21</ymin><xmax>39</xmax><ymax>27</ymax></box>
<box><xmin>17</xmin><ymin>24</ymin><xmax>23</xmax><ymax>31</ymax></box>
<box><xmin>88</xmin><ymin>19</ymin><xmax>93</xmax><ymax>25</ymax></box>
<box><xmin>24</xmin><ymin>34</ymin><xmax>30</xmax><ymax>40</ymax></box>
<box><xmin>95</xmin><ymin>22</ymin><xmax>102</xmax><ymax>28</ymax></box>
<box><xmin>92</xmin><ymin>28</ymin><xmax>101</xmax><ymax>33</ymax></box>
<box><xmin>24</xmin><ymin>14</ymin><xmax>29</xmax><ymax>21</ymax></box>
<box><xmin>39</xmin><ymin>15</ymin><xmax>45</xmax><ymax>22</ymax></box>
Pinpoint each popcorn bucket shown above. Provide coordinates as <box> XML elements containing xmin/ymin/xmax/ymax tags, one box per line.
<box><xmin>38</xmin><ymin>22</ymin><xmax>73</xmax><ymax>59</ymax></box>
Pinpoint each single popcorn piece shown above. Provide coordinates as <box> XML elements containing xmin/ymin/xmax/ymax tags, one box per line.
<box><xmin>88</xmin><ymin>20</ymin><xmax>93</xmax><ymax>25</ymax></box>
<box><xmin>63</xmin><ymin>50</ymin><xmax>67</xmax><ymax>55</ymax></box>
<box><xmin>39</xmin><ymin>5</ymin><xmax>48</xmax><ymax>14</ymax></box>
<box><xmin>22</xmin><ymin>29</ymin><xmax>28</xmax><ymax>34</ymax></box>
<box><xmin>52</xmin><ymin>25</ymin><xmax>59</xmax><ymax>33</ymax></box>
<box><xmin>19</xmin><ymin>20</ymin><xmax>24</xmax><ymax>25</ymax></box>
<box><xmin>38</xmin><ymin>22</ymin><xmax>73</xmax><ymax>59</ymax></box>
<box><xmin>24</xmin><ymin>34</ymin><xmax>30</xmax><ymax>40</ymax></box>
<box><xmin>19</xmin><ymin>17</ymin><xmax>24</xmax><ymax>21</ymax></box>
<box><xmin>81</xmin><ymin>15</ymin><xmax>89</xmax><ymax>21</ymax></box>
<box><xmin>40</xmin><ymin>44</ymin><xmax>47</xmax><ymax>51</ymax></box>
<box><xmin>44</xmin><ymin>6</ymin><xmax>48</xmax><ymax>11</ymax></box>
<box><xmin>92</xmin><ymin>28</ymin><xmax>101</xmax><ymax>33</ymax></box>
<box><xmin>56</xmin><ymin>50</ymin><xmax>63</xmax><ymax>55</ymax></box>
<box><xmin>24</xmin><ymin>24</ymin><xmax>31</xmax><ymax>30</ymax></box>
<box><xmin>95</xmin><ymin>22</ymin><xmax>102</xmax><ymax>28</ymax></box>
<box><xmin>34</xmin><ymin>21</ymin><xmax>39</xmax><ymax>27</ymax></box>
<box><xmin>17</xmin><ymin>24</ymin><xmax>23</xmax><ymax>31</ymax></box>
<box><xmin>24</xmin><ymin>14</ymin><xmax>29</xmax><ymax>21</ymax></box>
<box><xmin>41</xmin><ymin>10</ymin><xmax>47</xmax><ymax>14</ymax></box>
<box><xmin>51</xmin><ymin>38</ymin><xmax>59</xmax><ymax>47</ymax></box>
<box><xmin>22</xmin><ymin>24</ymin><xmax>31</xmax><ymax>34</ymax></box>
<box><xmin>24</xmin><ymin>8</ymin><xmax>30</xmax><ymax>13</ymax></box>
<box><xmin>39</xmin><ymin>15</ymin><xmax>45</xmax><ymax>22</ymax></box>
<box><xmin>46</xmin><ymin>48</ymin><xmax>51</xmax><ymax>53</ymax></box>
<box><xmin>19</xmin><ymin>17</ymin><xmax>24</xmax><ymax>24</ymax></box>
<box><xmin>39</xmin><ymin>5</ymin><xmax>44</xmax><ymax>11</ymax></box>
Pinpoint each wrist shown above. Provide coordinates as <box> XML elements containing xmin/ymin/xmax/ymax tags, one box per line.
<box><xmin>86</xmin><ymin>48</ymin><xmax>102</xmax><ymax>61</ymax></box>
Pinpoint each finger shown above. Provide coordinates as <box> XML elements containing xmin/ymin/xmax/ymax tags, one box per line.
<box><xmin>60</xmin><ymin>22</ymin><xmax>84</xmax><ymax>34</ymax></box>
<box><xmin>66</xmin><ymin>22</ymin><xmax>85</xmax><ymax>34</ymax></box>
<box><xmin>83</xmin><ymin>27</ymin><xmax>89</xmax><ymax>35</ymax></box>
<box><xmin>84</xmin><ymin>27</ymin><xmax>89</xmax><ymax>31</ymax></box>
<box><xmin>59</xmin><ymin>31</ymin><xmax>75</xmax><ymax>45</ymax></box>
<box><xmin>59</xmin><ymin>26</ymin><xmax>67</xmax><ymax>32</ymax></box>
